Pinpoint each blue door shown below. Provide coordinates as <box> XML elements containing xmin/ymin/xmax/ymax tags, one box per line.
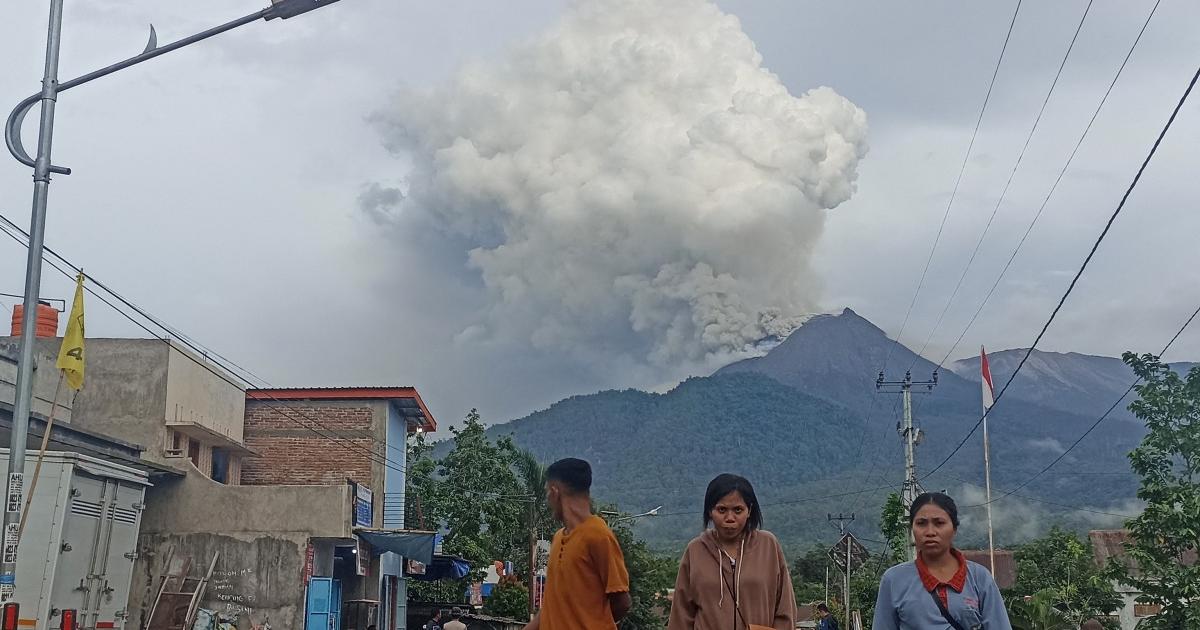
<box><xmin>306</xmin><ymin>577</ymin><xmax>342</xmax><ymax>630</ymax></box>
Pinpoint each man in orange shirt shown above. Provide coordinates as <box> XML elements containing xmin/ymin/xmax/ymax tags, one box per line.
<box><xmin>524</xmin><ymin>458</ymin><xmax>631</xmax><ymax>630</ymax></box>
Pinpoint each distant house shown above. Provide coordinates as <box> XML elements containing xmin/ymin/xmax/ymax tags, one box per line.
<box><xmin>1089</xmin><ymin>529</ymin><xmax>1198</xmax><ymax>630</ymax></box>
<box><xmin>959</xmin><ymin>549</ymin><xmax>1016</xmax><ymax>590</ymax></box>
<box><xmin>795</xmin><ymin>603</ymin><xmax>819</xmax><ymax>628</ymax></box>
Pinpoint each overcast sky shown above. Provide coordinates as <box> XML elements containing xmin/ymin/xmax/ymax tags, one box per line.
<box><xmin>2</xmin><ymin>0</ymin><xmax>1198</xmax><ymax>430</ymax></box>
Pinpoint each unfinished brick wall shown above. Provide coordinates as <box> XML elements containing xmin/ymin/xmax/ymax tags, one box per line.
<box><xmin>241</xmin><ymin>401</ymin><xmax>375</xmax><ymax>487</ymax></box>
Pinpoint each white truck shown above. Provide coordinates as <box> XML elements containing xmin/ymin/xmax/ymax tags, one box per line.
<box><xmin>0</xmin><ymin>449</ymin><xmax>149</xmax><ymax>630</ymax></box>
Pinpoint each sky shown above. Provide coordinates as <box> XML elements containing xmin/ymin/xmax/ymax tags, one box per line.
<box><xmin>2</xmin><ymin>0</ymin><xmax>1198</xmax><ymax>431</ymax></box>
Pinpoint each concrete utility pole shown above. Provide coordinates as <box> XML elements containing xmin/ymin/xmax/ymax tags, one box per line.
<box><xmin>828</xmin><ymin>513</ymin><xmax>855</xmax><ymax>623</ymax></box>
<box><xmin>876</xmin><ymin>370</ymin><xmax>938</xmax><ymax>560</ymax></box>
<box><xmin>3</xmin><ymin>0</ymin><xmax>345</xmax><ymax>601</ymax></box>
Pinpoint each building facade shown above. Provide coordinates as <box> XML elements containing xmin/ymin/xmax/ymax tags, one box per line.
<box><xmin>242</xmin><ymin>387</ymin><xmax>437</xmax><ymax>630</ymax></box>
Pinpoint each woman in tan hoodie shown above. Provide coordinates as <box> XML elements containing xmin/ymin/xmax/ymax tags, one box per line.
<box><xmin>668</xmin><ymin>474</ymin><xmax>796</xmax><ymax>630</ymax></box>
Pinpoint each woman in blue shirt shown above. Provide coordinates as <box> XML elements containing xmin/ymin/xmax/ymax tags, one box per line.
<box><xmin>873</xmin><ymin>493</ymin><xmax>1011</xmax><ymax>630</ymax></box>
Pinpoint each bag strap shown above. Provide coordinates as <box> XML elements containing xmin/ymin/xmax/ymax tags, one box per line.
<box><xmin>929</xmin><ymin>587</ymin><xmax>967</xmax><ymax>630</ymax></box>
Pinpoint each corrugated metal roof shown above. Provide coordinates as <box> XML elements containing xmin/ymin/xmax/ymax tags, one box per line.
<box><xmin>961</xmin><ymin>549</ymin><xmax>1016</xmax><ymax>589</ymax></box>
<box><xmin>1089</xmin><ymin>529</ymin><xmax>1197</xmax><ymax>576</ymax></box>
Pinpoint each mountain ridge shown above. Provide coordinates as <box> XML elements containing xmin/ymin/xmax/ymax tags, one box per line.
<box><xmin>462</xmin><ymin>309</ymin><xmax>1176</xmax><ymax>551</ymax></box>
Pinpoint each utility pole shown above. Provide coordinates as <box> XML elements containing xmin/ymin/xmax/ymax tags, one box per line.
<box><xmin>876</xmin><ymin>370</ymin><xmax>938</xmax><ymax>560</ymax></box>
<box><xmin>828</xmin><ymin>513</ymin><xmax>855</xmax><ymax>624</ymax></box>
<box><xmin>527</xmin><ymin>500</ymin><xmax>537</xmax><ymax>619</ymax></box>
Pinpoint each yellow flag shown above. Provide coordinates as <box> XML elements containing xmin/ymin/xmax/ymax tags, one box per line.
<box><xmin>56</xmin><ymin>274</ymin><xmax>85</xmax><ymax>390</ymax></box>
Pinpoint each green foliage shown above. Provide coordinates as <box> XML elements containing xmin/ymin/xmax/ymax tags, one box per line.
<box><xmin>406</xmin><ymin>409</ymin><xmax>671</xmax><ymax>622</ymax></box>
<box><xmin>792</xmin><ymin>547</ymin><xmax>831</xmax><ymax>605</ymax></box>
<box><xmin>1116</xmin><ymin>353</ymin><xmax>1200</xmax><ymax>629</ymax></box>
<box><xmin>483</xmin><ymin>582</ymin><xmax>530</xmax><ymax>621</ymax></box>
<box><xmin>406</xmin><ymin>410</ymin><xmax>536</xmax><ymax>604</ymax></box>
<box><xmin>1008</xmin><ymin>526</ymin><xmax>1120</xmax><ymax>625</ymax></box>
<box><xmin>1008</xmin><ymin>589</ymin><xmax>1076</xmax><ymax>630</ymax></box>
<box><xmin>610</xmin><ymin>518</ymin><xmax>678</xmax><ymax>630</ymax></box>
<box><xmin>880</xmin><ymin>493</ymin><xmax>908</xmax><ymax>565</ymax></box>
<box><xmin>1011</xmin><ymin>527</ymin><xmax>1121</xmax><ymax>623</ymax></box>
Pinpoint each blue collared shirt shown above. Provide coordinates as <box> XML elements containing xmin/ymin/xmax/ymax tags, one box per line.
<box><xmin>872</xmin><ymin>560</ymin><xmax>1012</xmax><ymax>630</ymax></box>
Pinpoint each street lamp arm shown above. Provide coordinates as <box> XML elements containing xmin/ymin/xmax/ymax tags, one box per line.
<box><xmin>5</xmin><ymin>7</ymin><xmax>269</xmax><ymax>173</ymax></box>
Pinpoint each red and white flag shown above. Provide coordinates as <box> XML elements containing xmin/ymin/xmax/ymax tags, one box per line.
<box><xmin>981</xmin><ymin>345</ymin><xmax>995</xmax><ymax>410</ymax></box>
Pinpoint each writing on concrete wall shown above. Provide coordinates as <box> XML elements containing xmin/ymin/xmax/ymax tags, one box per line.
<box><xmin>211</xmin><ymin>567</ymin><xmax>258</xmax><ymax>618</ymax></box>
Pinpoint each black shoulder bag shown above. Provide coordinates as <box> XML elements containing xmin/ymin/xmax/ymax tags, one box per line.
<box><xmin>929</xmin><ymin>588</ymin><xmax>967</xmax><ymax>630</ymax></box>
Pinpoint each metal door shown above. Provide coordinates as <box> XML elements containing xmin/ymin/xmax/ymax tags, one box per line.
<box><xmin>305</xmin><ymin>577</ymin><xmax>342</xmax><ymax>630</ymax></box>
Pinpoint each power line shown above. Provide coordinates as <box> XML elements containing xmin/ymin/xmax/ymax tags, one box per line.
<box><xmin>944</xmin><ymin>473</ymin><xmax>1138</xmax><ymax>520</ymax></box>
<box><xmin>0</xmin><ymin>213</ymin><xmax>420</xmax><ymax>478</ymax></box>
<box><xmin>884</xmin><ymin>0</ymin><xmax>1024</xmax><ymax>370</ymax></box>
<box><xmin>653</xmin><ymin>481</ymin><xmax>904</xmax><ymax>519</ymax></box>
<box><xmin>0</xmin><ymin>213</ymin><xmax>569</xmax><ymax>509</ymax></box>
<box><xmin>924</xmin><ymin>60</ymin><xmax>1200</xmax><ymax>479</ymax></box>
<box><xmin>965</xmin><ymin>301</ymin><xmax>1200</xmax><ymax>510</ymax></box>
<box><xmin>937</xmin><ymin>0</ymin><xmax>1163</xmax><ymax>367</ymax></box>
<box><xmin>910</xmin><ymin>0</ymin><xmax>1095</xmax><ymax>369</ymax></box>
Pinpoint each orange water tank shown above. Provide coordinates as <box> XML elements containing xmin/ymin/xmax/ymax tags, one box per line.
<box><xmin>10</xmin><ymin>301</ymin><xmax>59</xmax><ymax>338</ymax></box>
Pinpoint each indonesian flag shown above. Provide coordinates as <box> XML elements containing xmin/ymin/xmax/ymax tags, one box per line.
<box><xmin>981</xmin><ymin>345</ymin><xmax>995</xmax><ymax>410</ymax></box>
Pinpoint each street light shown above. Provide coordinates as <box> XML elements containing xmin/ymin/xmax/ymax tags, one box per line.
<box><xmin>601</xmin><ymin>505</ymin><xmax>663</xmax><ymax>524</ymax></box>
<box><xmin>1</xmin><ymin>0</ymin><xmax>345</xmax><ymax>599</ymax></box>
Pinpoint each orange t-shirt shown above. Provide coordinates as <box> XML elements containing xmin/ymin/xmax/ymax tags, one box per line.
<box><xmin>539</xmin><ymin>515</ymin><xmax>630</xmax><ymax>630</ymax></box>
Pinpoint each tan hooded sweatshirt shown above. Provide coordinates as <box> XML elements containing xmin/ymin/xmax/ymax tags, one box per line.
<box><xmin>668</xmin><ymin>529</ymin><xmax>796</xmax><ymax>630</ymax></box>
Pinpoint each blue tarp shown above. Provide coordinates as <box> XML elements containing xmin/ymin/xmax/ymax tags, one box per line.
<box><xmin>354</xmin><ymin>529</ymin><xmax>436</xmax><ymax>564</ymax></box>
<box><xmin>410</xmin><ymin>554</ymin><xmax>472</xmax><ymax>582</ymax></box>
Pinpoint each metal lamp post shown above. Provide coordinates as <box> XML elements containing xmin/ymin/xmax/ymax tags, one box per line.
<box><xmin>1</xmin><ymin>0</ymin><xmax>345</xmax><ymax>599</ymax></box>
<box><xmin>601</xmin><ymin>505</ymin><xmax>663</xmax><ymax>524</ymax></box>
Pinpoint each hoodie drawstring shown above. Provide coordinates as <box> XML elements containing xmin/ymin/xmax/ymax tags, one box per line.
<box><xmin>717</xmin><ymin>535</ymin><xmax>746</xmax><ymax>611</ymax></box>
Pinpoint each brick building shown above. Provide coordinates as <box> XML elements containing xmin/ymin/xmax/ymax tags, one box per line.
<box><xmin>242</xmin><ymin>387</ymin><xmax>438</xmax><ymax>630</ymax></box>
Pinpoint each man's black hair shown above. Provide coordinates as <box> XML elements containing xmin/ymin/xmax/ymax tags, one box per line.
<box><xmin>547</xmin><ymin>458</ymin><xmax>592</xmax><ymax>494</ymax></box>
<box><xmin>817</xmin><ymin>603</ymin><xmax>830</xmax><ymax>613</ymax></box>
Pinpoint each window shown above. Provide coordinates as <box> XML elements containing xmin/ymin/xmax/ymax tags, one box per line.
<box><xmin>188</xmin><ymin>438</ymin><xmax>200</xmax><ymax>467</ymax></box>
<box><xmin>211</xmin><ymin>449</ymin><xmax>229</xmax><ymax>484</ymax></box>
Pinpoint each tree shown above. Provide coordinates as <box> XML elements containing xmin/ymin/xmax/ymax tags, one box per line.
<box><xmin>610</xmin><ymin>519</ymin><xmax>677</xmax><ymax>630</ymax></box>
<box><xmin>406</xmin><ymin>410</ymin><xmax>529</xmax><ymax>603</ymax></box>
<box><xmin>1115</xmin><ymin>353</ymin><xmax>1200</xmax><ymax>629</ymax></box>
<box><xmin>483</xmin><ymin>582</ymin><xmax>530</xmax><ymax>621</ymax></box>
<box><xmin>879</xmin><ymin>493</ymin><xmax>908</xmax><ymax>565</ymax></box>
<box><xmin>1009</xmin><ymin>527</ymin><xmax>1120</xmax><ymax>625</ymax></box>
<box><xmin>792</xmin><ymin>547</ymin><xmax>832</xmax><ymax>604</ymax></box>
<box><xmin>1008</xmin><ymin>589</ymin><xmax>1075</xmax><ymax>630</ymax></box>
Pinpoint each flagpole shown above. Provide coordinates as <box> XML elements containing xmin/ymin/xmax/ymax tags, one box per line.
<box><xmin>983</xmin><ymin>404</ymin><xmax>996</xmax><ymax>573</ymax></box>
<box><xmin>980</xmin><ymin>347</ymin><xmax>996</xmax><ymax>574</ymax></box>
<box><xmin>17</xmin><ymin>373</ymin><xmax>61</xmax><ymax>538</ymax></box>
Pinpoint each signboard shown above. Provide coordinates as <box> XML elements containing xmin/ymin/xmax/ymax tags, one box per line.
<box><xmin>828</xmin><ymin>532</ymin><xmax>869</xmax><ymax>574</ymax></box>
<box><xmin>5</xmin><ymin>473</ymin><xmax>22</xmax><ymax>514</ymax></box>
<box><xmin>406</xmin><ymin>558</ymin><xmax>426</xmax><ymax>576</ymax></box>
<box><xmin>353</xmin><ymin>482</ymin><xmax>374</xmax><ymax>528</ymax></box>
<box><xmin>302</xmin><ymin>541</ymin><xmax>315</xmax><ymax>583</ymax></box>
<box><xmin>469</xmin><ymin>583</ymin><xmax>483</xmax><ymax>607</ymax></box>
<box><xmin>356</xmin><ymin>536</ymin><xmax>370</xmax><ymax>576</ymax></box>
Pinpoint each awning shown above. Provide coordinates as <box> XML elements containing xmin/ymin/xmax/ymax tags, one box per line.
<box><xmin>354</xmin><ymin>529</ymin><xmax>436</xmax><ymax>564</ymax></box>
<box><xmin>407</xmin><ymin>554</ymin><xmax>471</xmax><ymax>582</ymax></box>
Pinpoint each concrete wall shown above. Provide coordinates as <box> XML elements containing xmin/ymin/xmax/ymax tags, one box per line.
<box><xmin>134</xmin><ymin>531</ymin><xmax>308</xmax><ymax>630</ymax></box>
<box><xmin>0</xmin><ymin>336</ymin><xmax>75</xmax><ymax>423</ymax></box>
<box><xmin>67</xmin><ymin>339</ymin><xmax>171</xmax><ymax>460</ymax></box>
<box><xmin>165</xmin><ymin>345</ymin><xmax>245</xmax><ymax>443</ymax></box>
<box><xmin>132</xmin><ymin>464</ymin><xmax>355</xmax><ymax>629</ymax></box>
<box><xmin>141</xmin><ymin>462</ymin><xmax>352</xmax><ymax>537</ymax></box>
